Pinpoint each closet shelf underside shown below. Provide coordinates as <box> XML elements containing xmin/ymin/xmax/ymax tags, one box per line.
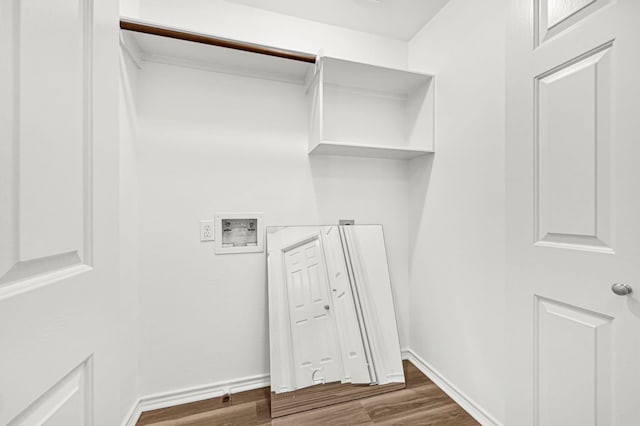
<box><xmin>309</xmin><ymin>141</ymin><xmax>433</xmax><ymax>160</ymax></box>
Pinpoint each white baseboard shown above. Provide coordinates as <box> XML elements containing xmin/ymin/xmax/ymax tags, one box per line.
<box><xmin>401</xmin><ymin>348</ymin><xmax>502</xmax><ymax>426</ymax></box>
<box><xmin>121</xmin><ymin>373</ymin><xmax>270</xmax><ymax>426</ymax></box>
<box><xmin>122</xmin><ymin>398</ymin><xmax>143</xmax><ymax>426</ymax></box>
<box><xmin>123</xmin><ymin>351</ymin><xmax>500</xmax><ymax>426</ymax></box>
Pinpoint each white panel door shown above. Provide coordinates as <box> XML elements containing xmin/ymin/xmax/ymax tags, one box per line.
<box><xmin>320</xmin><ymin>226</ymin><xmax>372</xmax><ymax>385</ymax></box>
<box><xmin>507</xmin><ymin>0</ymin><xmax>640</xmax><ymax>425</ymax></box>
<box><xmin>283</xmin><ymin>236</ymin><xmax>343</xmax><ymax>389</ymax></box>
<box><xmin>0</xmin><ymin>0</ymin><xmax>119</xmax><ymax>424</ymax></box>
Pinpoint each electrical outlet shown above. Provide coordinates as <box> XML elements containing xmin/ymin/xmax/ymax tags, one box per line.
<box><xmin>200</xmin><ymin>220</ymin><xmax>215</xmax><ymax>242</ymax></box>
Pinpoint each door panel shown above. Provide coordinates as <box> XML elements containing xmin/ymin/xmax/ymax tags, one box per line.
<box><xmin>536</xmin><ymin>297</ymin><xmax>613</xmax><ymax>426</ymax></box>
<box><xmin>9</xmin><ymin>361</ymin><xmax>91</xmax><ymax>426</ymax></box>
<box><xmin>535</xmin><ymin>43</ymin><xmax>613</xmax><ymax>252</ymax></box>
<box><xmin>536</xmin><ymin>0</ymin><xmax>613</xmax><ymax>45</ymax></box>
<box><xmin>18</xmin><ymin>0</ymin><xmax>89</xmax><ymax>262</ymax></box>
<box><xmin>1</xmin><ymin>0</ymin><xmax>91</xmax><ymax>290</ymax></box>
<box><xmin>0</xmin><ymin>0</ymin><xmax>119</xmax><ymax>423</ymax></box>
<box><xmin>284</xmin><ymin>237</ymin><xmax>342</xmax><ymax>389</ymax></box>
<box><xmin>547</xmin><ymin>0</ymin><xmax>594</xmax><ymax>27</ymax></box>
<box><xmin>321</xmin><ymin>226</ymin><xmax>372</xmax><ymax>384</ymax></box>
<box><xmin>507</xmin><ymin>0</ymin><xmax>640</xmax><ymax>424</ymax></box>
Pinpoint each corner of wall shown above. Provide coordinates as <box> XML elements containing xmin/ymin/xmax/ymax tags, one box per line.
<box><xmin>118</xmin><ymin>43</ymin><xmax>142</xmax><ymax>423</ymax></box>
<box><xmin>405</xmin><ymin>0</ymin><xmax>506</xmax><ymax>423</ymax></box>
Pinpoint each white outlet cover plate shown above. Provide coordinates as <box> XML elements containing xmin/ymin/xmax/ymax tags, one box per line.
<box><xmin>200</xmin><ymin>220</ymin><xmax>215</xmax><ymax>242</ymax></box>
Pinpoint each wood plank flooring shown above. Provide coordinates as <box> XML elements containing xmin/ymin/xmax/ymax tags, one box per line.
<box><xmin>137</xmin><ymin>361</ymin><xmax>480</xmax><ymax>425</ymax></box>
<box><xmin>270</xmin><ymin>379</ymin><xmax>406</xmax><ymax>418</ymax></box>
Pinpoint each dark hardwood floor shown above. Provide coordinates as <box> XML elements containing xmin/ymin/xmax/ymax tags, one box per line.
<box><xmin>136</xmin><ymin>361</ymin><xmax>480</xmax><ymax>425</ymax></box>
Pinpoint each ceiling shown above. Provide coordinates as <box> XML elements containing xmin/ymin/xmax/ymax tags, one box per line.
<box><xmin>223</xmin><ymin>0</ymin><xmax>450</xmax><ymax>41</ymax></box>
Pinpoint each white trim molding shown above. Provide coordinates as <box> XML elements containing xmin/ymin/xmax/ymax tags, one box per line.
<box><xmin>401</xmin><ymin>348</ymin><xmax>502</xmax><ymax>426</ymax></box>
<box><xmin>123</xmin><ymin>350</ymin><xmax>500</xmax><ymax>426</ymax></box>
<box><xmin>122</xmin><ymin>399</ymin><xmax>142</xmax><ymax>426</ymax></box>
<box><xmin>121</xmin><ymin>373</ymin><xmax>270</xmax><ymax>426</ymax></box>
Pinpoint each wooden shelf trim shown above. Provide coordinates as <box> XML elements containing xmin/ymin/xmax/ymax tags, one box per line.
<box><xmin>120</xmin><ymin>18</ymin><xmax>317</xmax><ymax>64</ymax></box>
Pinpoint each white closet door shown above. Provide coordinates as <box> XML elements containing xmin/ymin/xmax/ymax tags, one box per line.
<box><xmin>0</xmin><ymin>0</ymin><xmax>120</xmax><ymax>424</ymax></box>
<box><xmin>506</xmin><ymin>0</ymin><xmax>640</xmax><ymax>424</ymax></box>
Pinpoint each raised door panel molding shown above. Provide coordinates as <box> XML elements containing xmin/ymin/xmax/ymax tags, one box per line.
<box><xmin>8</xmin><ymin>359</ymin><xmax>92</xmax><ymax>426</ymax></box>
<box><xmin>548</xmin><ymin>0</ymin><xmax>595</xmax><ymax>27</ymax></box>
<box><xmin>535</xmin><ymin>297</ymin><xmax>612</xmax><ymax>426</ymax></box>
<box><xmin>536</xmin><ymin>0</ymin><xmax>612</xmax><ymax>46</ymax></box>
<box><xmin>0</xmin><ymin>0</ymin><xmax>94</xmax><ymax>291</ymax></box>
<box><xmin>534</xmin><ymin>43</ymin><xmax>613</xmax><ymax>253</ymax></box>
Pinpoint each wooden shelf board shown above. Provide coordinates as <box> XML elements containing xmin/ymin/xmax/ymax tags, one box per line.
<box><xmin>120</xmin><ymin>18</ymin><xmax>316</xmax><ymax>63</ymax></box>
<box><xmin>121</xmin><ymin>24</ymin><xmax>314</xmax><ymax>84</ymax></box>
<box><xmin>309</xmin><ymin>141</ymin><xmax>433</xmax><ymax>160</ymax></box>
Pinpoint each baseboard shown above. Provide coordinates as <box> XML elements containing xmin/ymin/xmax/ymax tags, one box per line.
<box><xmin>121</xmin><ymin>373</ymin><xmax>270</xmax><ymax>426</ymax></box>
<box><xmin>123</xmin><ymin>351</ymin><xmax>500</xmax><ymax>426</ymax></box>
<box><xmin>401</xmin><ymin>348</ymin><xmax>502</xmax><ymax>426</ymax></box>
<box><xmin>122</xmin><ymin>398</ymin><xmax>143</xmax><ymax>426</ymax></box>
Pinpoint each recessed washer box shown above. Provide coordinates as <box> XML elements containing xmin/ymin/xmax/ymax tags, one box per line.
<box><xmin>214</xmin><ymin>212</ymin><xmax>264</xmax><ymax>254</ymax></box>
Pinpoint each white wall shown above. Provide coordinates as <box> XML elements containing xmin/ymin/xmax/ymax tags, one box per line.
<box><xmin>117</xmin><ymin>0</ymin><xmax>415</xmax><ymax>402</ymax></box>
<box><xmin>120</xmin><ymin>1</ymin><xmax>508</xmax><ymax>421</ymax></box>
<box><xmin>120</xmin><ymin>0</ymin><xmax>139</xmax><ymax>18</ymax></box>
<box><xmin>130</xmin><ymin>0</ymin><xmax>408</xmax><ymax>69</ymax></box>
<box><xmin>135</xmin><ymin>61</ymin><xmax>410</xmax><ymax>396</ymax></box>
<box><xmin>408</xmin><ymin>0</ymin><xmax>506</xmax><ymax>423</ymax></box>
<box><xmin>119</xmin><ymin>42</ymin><xmax>141</xmax><ymax>418</ymax></box>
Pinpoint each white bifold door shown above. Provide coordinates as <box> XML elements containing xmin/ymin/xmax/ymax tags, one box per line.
<box><xmin>507</xmin><ymin>0</ymin><xmax>640</xmax><ymax>425</ymax></box>
<box><xmin>0</xmin><ymin>0</ymin><xmax>119</xmax><ymax>425</ymax></box>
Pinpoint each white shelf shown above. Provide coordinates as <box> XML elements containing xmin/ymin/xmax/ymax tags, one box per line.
<box><xmin>120</xmin><ymin>21</ymin><xmax>315</xmax><ymax>85</ymax></box>
<box><xmin>119</xmin><ymin>23</ymin><xmax>436</xmax><ymax>160</ymax></box>
<box><xmin>309</xmin><ymin>142</ymin><xmax>432</xmax><ymax>160</ymax></box>
<box><xmin>321</xmin><ymin>57</ymin><xmax>432</xmax><ymax>97</ymax></box>
<box><xmin>307</xmin><ymin>56</ymin><xmax>435</xmax><ymax>160</ymax></box>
